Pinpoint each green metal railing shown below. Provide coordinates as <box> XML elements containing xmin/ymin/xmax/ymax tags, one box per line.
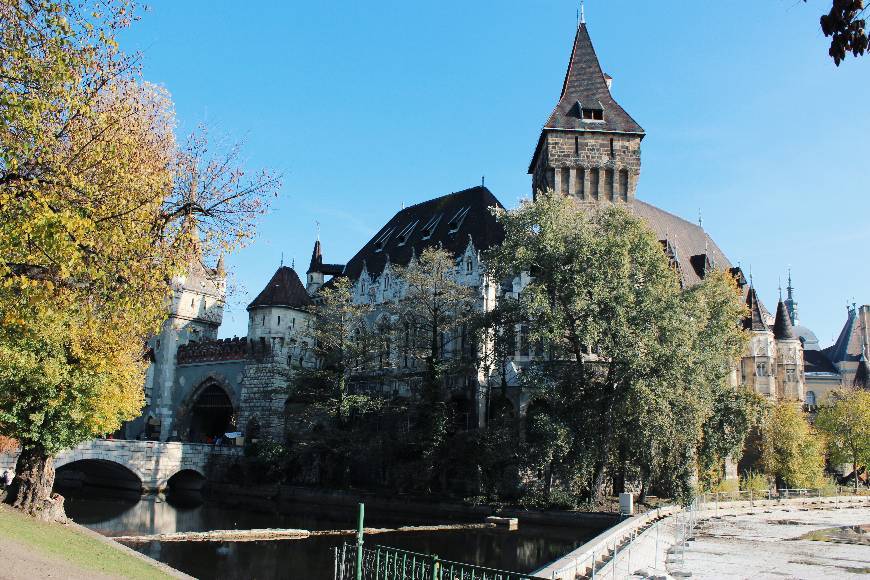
<box><xmin>334</xmin><ymin>503</ymin><xmax>545</xmax><ymax>580</ymax></box>
<box><xmin>334</xmin><ymin>541</ymin><xmax>546</xmax><ymax>580</ymax></box>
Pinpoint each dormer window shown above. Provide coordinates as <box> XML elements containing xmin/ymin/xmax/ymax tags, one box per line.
<box><xmin>420</xmin><ymin>214</ymin><xmax>442</xmax><ymax>239</ymax></box>
<box><xmin>466</xmin><ymin>258</ymin><xmax>473</xmax><ymax>274</ymax></box>
<box><xmin>373</xmin><ymin>227</ymin><xmax>394</xmax><ymax>253</ymax></box>
<box><xmin>582</xmin><ymin>108</ymin><xmax>603</xmax><ymax>121</ymax></box>
<box><xmin>395</xmin><ymin>220</ymin><xmax>418</xmax><ymax>246</ymax></box>
<box><xmin>447</xmin><ymin>207</ymin><xmax>470</xmax><ymax>234</ymax></box>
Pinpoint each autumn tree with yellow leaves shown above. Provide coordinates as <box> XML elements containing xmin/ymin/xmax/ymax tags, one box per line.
<box><xmin>0</xmin><ymin>0</ymin><xmax>277</xmax><ymax>518</ymax></box>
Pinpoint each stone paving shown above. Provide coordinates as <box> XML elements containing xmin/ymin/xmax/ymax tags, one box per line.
<box><xmin>676</xmin><ymin>504</ymin><xmax>870</xmax><ymax>579</ymax></box>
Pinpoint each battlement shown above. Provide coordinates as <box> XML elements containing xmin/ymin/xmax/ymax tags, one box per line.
<box><xmin>177</xmin><ymin>337</ymin><xmax>271</xmax><ymax>365</ymax></box>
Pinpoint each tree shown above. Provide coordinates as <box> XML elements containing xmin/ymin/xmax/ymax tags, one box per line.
<box><xmin>390</xmin><ymin>247</ymin><xmax>477</xmax><ymax>490</ymax></box>
<box><xmin>487</xmin><ymin>193</ymin><xmax>750</xmax><ymax>504</ymax></box>
<box><xmin>815</xmin><ymin>389</ymin><xmax>870</xmax><ymax>492</ymax></box>
<box><xmin>761</xmin><ymin>402</ymin><xmax>826</xmax><ymax>489</ymax></box>
<box><xmin>806</xmin><ymin>0</ymin><xmax>868</xmax><ymax>64</ymax></box>
<box><xmin>0</xmin><ymin>1</ymin><xmax>276</xmax><ymax>518</ymax></box>
<box><xmin>293</xmin><ymin>276</ymin><xmax>374</xmax><ymax>425</ymax></box>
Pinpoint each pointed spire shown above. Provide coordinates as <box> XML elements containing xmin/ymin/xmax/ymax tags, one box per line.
<box><xmin>542</xmin><ymin>19</ymin><xmax>643</xmax><ymax>133</ymax></box>
<box><xmin>215</xmin><ymin>254</ymin><xmax>225</xmax><ymax>276</ymax></box>
<box><xmin>744</xmin><ymin>286</ymin><xmax>768</xmax><ymax>332</ymax></box>
<box><xmin>773</xmin><ymin>299</ymin><xmax>797</xmax><ymax>341</ymax></box>
<box><xmin>307</xmin><ymin>239</ymin><xmax>323</xmax><ymax>274</ymax></box>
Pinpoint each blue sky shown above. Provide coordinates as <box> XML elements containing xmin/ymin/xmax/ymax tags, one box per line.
<box><xmin>121</xmin><ymin>1</ymin><xmax>869</xmax><ymax>344</ymax></box>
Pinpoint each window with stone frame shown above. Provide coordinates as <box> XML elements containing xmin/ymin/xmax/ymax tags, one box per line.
<box><xmin>755</xmin><ymin>361</ymin><xmax>768</xmax><ymax>377</ymax></box>
<box><xmin>784</xmin><ymin>366</ymin><xmax>797</xmax><ymax>383</ymax></box>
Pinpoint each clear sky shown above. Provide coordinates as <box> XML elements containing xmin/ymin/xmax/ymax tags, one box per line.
<box><xmin>120</xmin><ymin>1</ymin><xmax>870</xmax><ymax>345</ymax></box>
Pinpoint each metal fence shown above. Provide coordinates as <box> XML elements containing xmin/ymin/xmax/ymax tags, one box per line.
<box><xmin>334</xmin><ymin>542</ymin><xmax>547</xmax><ymax>580</ymax></box>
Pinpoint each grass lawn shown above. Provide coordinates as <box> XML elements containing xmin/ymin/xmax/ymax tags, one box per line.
<box><xmin>0</xmin><ymin>504</ymin><xmax>175</xmax><ymax>579</ymax></box>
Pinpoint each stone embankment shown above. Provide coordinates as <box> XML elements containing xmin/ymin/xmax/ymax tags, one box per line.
<box><xmin>535</xmin><ymin>495</ymin><xmax>870</xmax><ymax>580</ymax></box>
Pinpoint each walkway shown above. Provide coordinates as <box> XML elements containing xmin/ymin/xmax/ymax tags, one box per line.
<box><xmin>681</xmin><ymin>504</ymin><xmax>870</xmax><ymax>579</ymax></box>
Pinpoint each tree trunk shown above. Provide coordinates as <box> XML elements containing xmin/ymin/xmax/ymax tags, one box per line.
<box><xmin>6</xmin><ymin>446</ymin><xmax>66</xmax><ymax>522</ymax></box>
<box><xmin>854</xmin><ymin>461</ymin><xmax>859</xmax><ymax>494</ymax></box>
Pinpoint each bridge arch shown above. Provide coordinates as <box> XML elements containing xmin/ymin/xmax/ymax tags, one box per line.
<box><xmin>55</xmin><ymin>455</ymin><xmax>146</xmax><ymax>492</ymax></box>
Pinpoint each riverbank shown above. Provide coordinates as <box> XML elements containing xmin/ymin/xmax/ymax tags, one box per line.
<box><xmin>0</xmin><ymin>504</ymin><xmax>191</xmax><ymax>579</ymax></box>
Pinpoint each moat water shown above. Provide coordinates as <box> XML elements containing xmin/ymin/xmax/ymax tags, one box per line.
<box><xmin>62</xmin><ymin>489</ymin><xmax>601</xmax><ymax>579</ymax></box>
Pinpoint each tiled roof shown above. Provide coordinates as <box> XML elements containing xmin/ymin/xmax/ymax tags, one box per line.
<box><xmin>543</xmin><ymin>24</ymin><xmax>644</xmax><ymax>134</ymax></box>
<box><xmin>340</xmin><ymin>186</ymin><xmax>505</xmax><ymax>280</ymax></box>
<box><xmin>247</xmin><ymin>266</ymin><xmax>313</xmax><ymax>310</ymax></box>
<box><xmin>773</xmin><ymin>300</ymin><xmax>798</xmax><ymax>340</ymax></box>
<box><xmin>828</xmin><ymin>307</ymin><xmax>866</xmax><ymax>363</ymax></box>
<box><xmin>744</xmin><ymin>287</ymin><xmax>769</xmax><ymax>332</ymax></box>
<box><xmin>631</xmin><ymin>200</ymin><xmax>731</xmax><ymax>288</ymax></box>
<box><xmin>803</xmin><ymin>349</ymin><xmax>839</xmax><ymax>374</ymax></box>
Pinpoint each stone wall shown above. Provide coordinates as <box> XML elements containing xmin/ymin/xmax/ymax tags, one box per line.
<box><xmin>237</xmin><ymin>356</ymin><xmax>292</xmax><ymax>442</ymax></box>
<box><xmin>532</xmin><ymin>130</ymin><xmax>642</xmax><ymax>205</ymax></box>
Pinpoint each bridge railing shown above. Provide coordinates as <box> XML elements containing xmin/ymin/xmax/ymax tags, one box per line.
<box><xmin>334</xmin><ymin>541</ymin><xmax>547</xmax><ymax>580</ymax></box>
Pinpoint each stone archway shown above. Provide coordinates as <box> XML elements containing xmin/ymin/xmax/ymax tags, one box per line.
<box><xmin>187</xmin><ymin>383</ymin><xmax>235</xmax><ymax>443</ymax></box>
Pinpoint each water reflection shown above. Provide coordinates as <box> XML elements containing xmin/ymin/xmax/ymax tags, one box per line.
<box><xmin>62</xmin><ymin>490</ymin><xmax>600</xmax><ymax>580</ymax></box>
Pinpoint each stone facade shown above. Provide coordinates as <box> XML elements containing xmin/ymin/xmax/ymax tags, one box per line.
<box><xmin>531</xmin><ymin>130</ymin><xmax>641</xmax><ymax>207</ymax></box>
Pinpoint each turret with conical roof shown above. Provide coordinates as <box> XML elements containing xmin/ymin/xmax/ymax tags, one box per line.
<box><xmin>247</xmin><ymin>265</ymin><xmax>313</xmax><ymax>343</ymax></box>
<box><xmin>305</xmin><ymin>238</ymin><xmax>346</xmax><ymax>295</ymax></box>
<box><xmin>773</xmin><ymin>300</ymin><xmax>797</xmax><ymax>341</ymax></box>
<box><xmin>530</xmin><ymin>17</ymin><xmax>644</xmax><ymax>206</ymax></box>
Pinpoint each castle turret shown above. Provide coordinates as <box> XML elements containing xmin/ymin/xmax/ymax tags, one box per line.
<box><xmin>305</xmin><ymin>238</ymin><xmax>345</xmax><ymax>295</ymax></box>
<box><xmin>773</xmin><ymin>299</ymin><xmax>804</xmax><ymax>401</ymax></box>
<box><xmin>529</xmin><ymin>17</ymin><xmax>644</xmax><ymax>206</ymax></box>
<box><xmin>146</xmin><ymin>258</ymin><xmax>226</xmax><ymax>440</ymax></box>
<box><xmin>741</xmin><ymin>287</ymin><xmax>777</xmax><ymax>398</ymax></box>
<box><xmin>247</xmin><ymin>266</ymin><xmax>314</xmax><ymax>346</ymax></box>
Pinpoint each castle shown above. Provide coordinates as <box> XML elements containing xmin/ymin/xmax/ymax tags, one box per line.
<box><xmin>124</xmin><ymin>18</ymin><xmax>866</xmax><ymax>445</ymax></box>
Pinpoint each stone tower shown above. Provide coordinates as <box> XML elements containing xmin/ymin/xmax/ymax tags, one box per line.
<box><xmin>146</xmin><ymin>258</ymin><xmax>226</xmax><ymax>440</ymax></box>
<box><xmin>529</xmin><ymin>17</ymin><xmax>645</xmax><ymax>206</ymax></box>
<box><xmin>238</xmin><ymin>265</ymin><xmax>314</xmax><ymax>441</ymax></box>
<box><xmin>773</xmin><ymin>298</ymin><xmax>805</xmax><ymax>401</ymax></box>
<box><xmin>742</xmin><ymin>287</ymin><xmax>777</xmax><ymax>398</ymax></box>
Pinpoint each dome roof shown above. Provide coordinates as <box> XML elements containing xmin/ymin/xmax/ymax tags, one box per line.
<box><xmin>794</xmin><ymin>325</ymin><xmax>820</xmax><ymax>351</ymax></box>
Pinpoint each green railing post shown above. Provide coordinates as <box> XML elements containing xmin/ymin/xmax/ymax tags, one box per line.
<box><xmin>356</xmin><ymin>503</ymin><xmax>365</xmax><ymax>580</ymax></box>
<box><xmin>431</xmin><ymin>554</ymin><xmax>440</xmax><ymax>580</ymax></box>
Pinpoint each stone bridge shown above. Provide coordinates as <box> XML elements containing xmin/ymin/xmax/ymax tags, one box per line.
<box><xmin>2</xmin><ymin>439</ymin><xmax>243</xmax><ymax>492</ymax></box>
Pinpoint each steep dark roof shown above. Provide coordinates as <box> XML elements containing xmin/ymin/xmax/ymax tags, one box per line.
<box><xmin>544</xmin><ymin>23</ymin><xmax>644</xmax><ymax>134</ymax></box>
<box><xmin>828</xmin><ymin>307</ymin><xmax>866</xmax><ymax>363</ymax></box>
<box><xmin>803</xmin><ymin>349</ymin><xmax>839</xmax><ymax>374</ymax></box>
<box><xmin>307</xmin><ymin>240</ymin><xmax>322</xmax><ymax>274</ymax></box>
<box><xmin>247</xmin><ymin>266</ymin><xmax>313</xmax><ymax>311</ymax></box>
<box><xmin>773</xmin><ymin>300</ymin><xmax>798</xmax><ymax>340</ymax></box>
<box><xmin>307</xmin><ymin>240</ymin><xmax>345</xmax><ymax>276</ymax></box>
<box><xmin>632</xmin><ymin>200</ymin><xmax>731</xmax><ymax>288</ymax></box>
<box><xmin>341</xmin><ymin>186</ymin><xmax>505</xmax><ymax>280</ymax></box>
<box><xmin>744</xmin><ymin>287</ymin><xmax>769</xmax><ymax>332</ymax></box>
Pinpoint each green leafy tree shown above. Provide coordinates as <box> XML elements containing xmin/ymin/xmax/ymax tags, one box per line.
<box><xmin>815</xmin><ymin>389</ymin><xmax>870</xmax><ymax>492</ymax></box>
<box><xmin>0</xmin><ymin>0</ymin><xmax>276</xmax><ymax>517</ymax></box>
<box><xmin>294</xmin><ymin>277</ymin><xmax>374</xmax><ymax>425</ymax></box>
<box><xmin>390</xmin><ymin>247</ymin><xmax>477</xmax><ymax>490</ymax></box>
<box><xmin>761</xmin><ymin>402</ymin><xmax>826</xmax><ymax>489</ymax></box>
<box><xmin>487</xmin><ymin>193</ymin><xmax>749</xmax><ymax>504</ymax></box>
